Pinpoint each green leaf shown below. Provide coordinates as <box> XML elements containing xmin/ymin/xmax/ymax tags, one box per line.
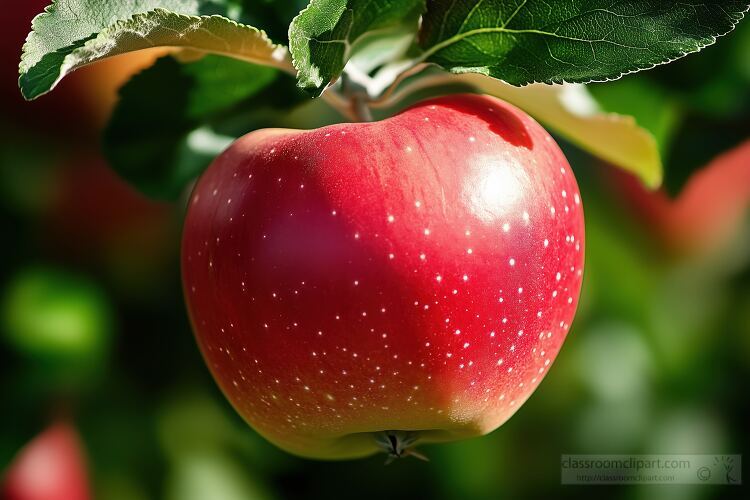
<box><xmin>590</xmin><ymin>20</ymin><xmax>750</xmax><ymax>194</ymax></box>
<box><xmin>233</xmin><ymin>0</ymin><xmax>312</xmax><ymax>43</ymax></box>
<box><xmin>103</xmin><ymin>54</ymin><xmax>282</xmax><ymax>199</ymax></box>
<box><xmin>20</xmin><ymin>1</ymin><xmax>291</xmax><ymax>100</ymax></box>
<box><xmin>103</xmin><ymin>53</ymin><xmax>312</xmax><ymax>200</ymax></box>
<box><xmin>419</xmin><ymin>0</ymin><xmax>749</xmax><ymax>85</ymax></box>
<box><xmin>348</xmin><ymin>26</ymin><xmax>416</xmax><ymax>75</ymax></box>
<box><xmin>588</xmin><ymin>77</ymin><xmax>682</xmax><ymax>158</ymax></box>
<box><xmin>289</xmin><ymin>0</ymin><xmax>424</xmax><ymax>95</ymax></box>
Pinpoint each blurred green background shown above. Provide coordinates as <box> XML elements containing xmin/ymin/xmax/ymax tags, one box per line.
<box><xmin>1</xmin><ymin>2</ymin><xmax>749</xmax><ymax>499</ymax></box>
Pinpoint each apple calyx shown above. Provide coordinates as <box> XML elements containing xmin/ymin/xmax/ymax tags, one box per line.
<box><xmin>374</xmin><ymin>431</ymin><xmax>429</xmax><ymax>464</ymax></box>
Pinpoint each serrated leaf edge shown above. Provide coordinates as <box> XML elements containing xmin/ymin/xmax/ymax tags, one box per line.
<box><xmin>421</xmin><ymin>3</ymin><xmax>750</xmax><ymax>87</ymax></box>
<box><xmin>20</xmin><ymin>7</ymin><xmax>293</xmax><ymax>100</ymax></box>
<box><xmin>289</xmin><ymin>0</ymin><xmax>354</xmax><ymax>96</ymax></box>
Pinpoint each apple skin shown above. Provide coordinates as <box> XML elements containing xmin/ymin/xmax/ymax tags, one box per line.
<box><xmin>182</xmin><ymin>94</ymin><xmax>585</xmax><ymax>459</ymax></box>
<box><xmin>2</xmin><ymin>423</ymin><xmax>90</xmax><ymax>500</ymax></box>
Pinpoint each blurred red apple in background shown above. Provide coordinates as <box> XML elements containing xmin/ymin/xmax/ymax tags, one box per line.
<box><xmin>41</xmin><ymin>156</ymin><xmax>172</xmax><ymax>256</ymax></box>
<box><xmin>2</xmin><ymin>2</ymin><xmax>176</xmax><ymax>295</ymax></box>
<box><xmin>608</xmin><ymin>139</ymin><xmax>750</xmax><ymax>256</ymax></box>
<box><xmin>2</xmin><ymin>422</ymin><xmax>90</xmax><ymax>500</ymax></box>
<box><xmin>38</xmin><ymin>156</ymin><xmax>177</xmax><ymax>298</ymax></box>
<box><xmin>182</xmin><ymin>94</ymin><xmax>585</xmax><ymax>459</ymax></box>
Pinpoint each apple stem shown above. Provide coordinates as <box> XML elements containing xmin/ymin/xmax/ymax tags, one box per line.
<box><xmin>374</xmin><ymin>431</ymin><xmax>429</xmax><ymax>464</ymax></box>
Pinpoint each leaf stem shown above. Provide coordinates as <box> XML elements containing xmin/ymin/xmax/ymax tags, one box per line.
<box><xmin>369</xmin><ymin>62</ymin><xmax>430</xmax><ymax>107</ymax></box>
<box><xmin>351</xmin><ymin>93</ymin><xmax>374</xmax><ymax>122</ymax></box>
<box><xmin>320</xmin><ymin>89</ymin><xmax>359</xmax><ymax>122</ymax></box>
<box><xmin>340</xmin><ymin>72</ymin><xmax>373</xmax><ymax>122</ymax></box>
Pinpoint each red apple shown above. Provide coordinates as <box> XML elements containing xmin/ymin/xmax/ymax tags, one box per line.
<box><xmin>2</xmin><ymin>423</ymin><xmax>90</xmax><ymax>500</ymax></box>
<box><xmin>182</xmin><ymin>94</ymin><xmax>585</xmax><ymax>459</ymax></box>
<box><xmin>607</xmin><ymin>139</ymin><xmax>750</xmax><ymax>256</ymax></box>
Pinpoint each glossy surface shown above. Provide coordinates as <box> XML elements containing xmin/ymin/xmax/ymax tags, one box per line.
<box><xmin>182</xmin><ymin>95</ymin><xmax>585</xmax><ymax>459</ymax></box>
